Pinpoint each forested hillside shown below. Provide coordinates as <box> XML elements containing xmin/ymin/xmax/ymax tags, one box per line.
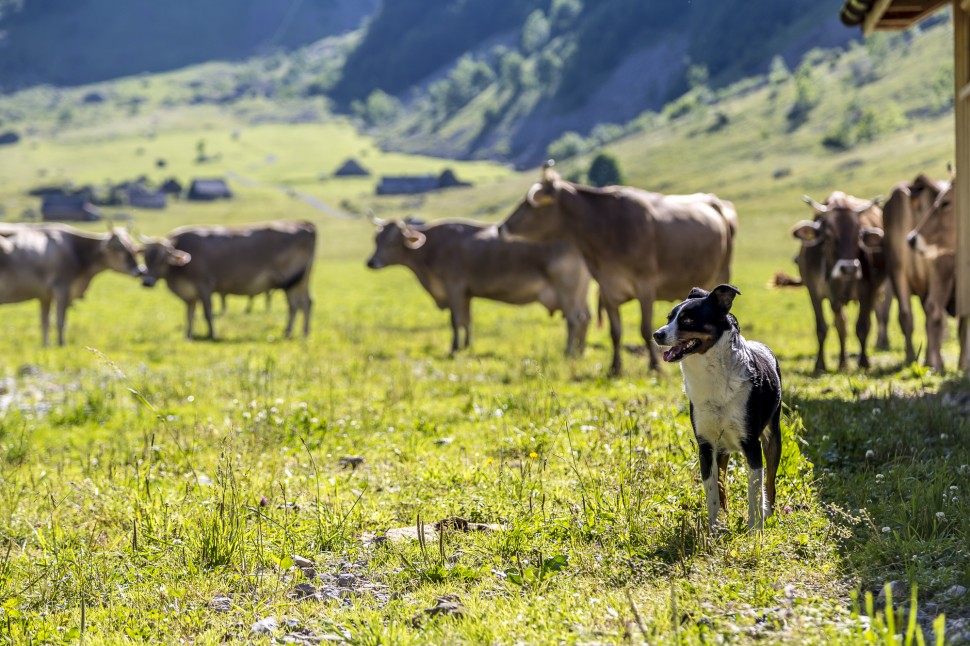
<box><xmin>0</xmin><ymin>0</ymin><xmax>376</xmax><ymax>89</ymax></box>
<box><xmin>335</xmin><ymin>0</ymin><xmax>856</xmax><ymax>164</ymax></box>
<box><xmin>0</xmin><ymin>0</ymin><xmax>876</xmax><ymax>165</ymax></box>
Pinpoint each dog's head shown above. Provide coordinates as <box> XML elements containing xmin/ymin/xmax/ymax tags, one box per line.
<box><xmin>652</xmin><ymin>284</ymin><xmax>741</xmax><ymax>363</ymax></box>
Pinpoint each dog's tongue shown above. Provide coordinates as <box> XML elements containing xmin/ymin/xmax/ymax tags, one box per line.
<box><xmin>663</xmin><ymin>346</ymin><xmax>681</xmax><ymax>362</ymax></box>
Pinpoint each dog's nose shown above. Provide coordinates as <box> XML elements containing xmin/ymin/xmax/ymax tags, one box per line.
<box><xmin>652</xmin><ymin>329</ymin><xmax>665</xmax><ymax>343</ymax></box>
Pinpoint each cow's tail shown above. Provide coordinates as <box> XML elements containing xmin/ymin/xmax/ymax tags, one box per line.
<box><xmin>708</xmin><ymin>195</ymin><xmax>739</xmax><ymax>240</ymax></box>
<box><xmin>770</xmin><ymin>271</ymin><xmax>803</xmax><ymax>288</ymax></box>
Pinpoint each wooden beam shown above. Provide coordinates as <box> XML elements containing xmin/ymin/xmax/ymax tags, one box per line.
<box><xmin>864</xmin><ymin>0</ymin><xmax>897</xmax><ymax>34</ymax></box>
<box><xmin>954</xmin><ymin>0</ymin><xmax>970</xmax><ymax>329</ymax></box>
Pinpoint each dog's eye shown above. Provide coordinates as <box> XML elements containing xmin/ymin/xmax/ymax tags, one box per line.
<box><xmin>680</xmin><ymin>316</ymin><xmax>693</xmax><ymax>326</ymax></box>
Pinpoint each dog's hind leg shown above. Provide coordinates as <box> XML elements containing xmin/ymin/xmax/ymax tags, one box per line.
<box><xmin>742</xmin><ymin>434</ymin><xmax>766</xmax><ymax>531</ymax></box>
<box><xmin>699</xmin><ymin>441</ymin><xmax>721</xmax><ymax>530</ymax></box>
<box><xmin>761</xmin><ymin>407</ymin><xmax>783</xmax><ymax>518</ymax></box>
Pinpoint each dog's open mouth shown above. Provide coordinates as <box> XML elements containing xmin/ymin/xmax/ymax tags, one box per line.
<box><xmin>662</xmin><ymin>338</ymin><xmax>702</xmax><ymax>362</ymax></box>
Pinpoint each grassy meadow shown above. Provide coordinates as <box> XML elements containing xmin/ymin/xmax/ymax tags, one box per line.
<box><xmin>1</xmin><ymin>22</ymin><xmax>970</xmax><ymax>645</ymax></box>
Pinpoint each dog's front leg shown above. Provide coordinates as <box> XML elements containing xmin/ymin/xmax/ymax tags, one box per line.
<box><xmin>746</xmin><ymin>468</ymin><xmax>765</xmax><ymax>531</ymax></box>
<box><xmin>698</xmin><ymin>441</ymin><xmax>720</xmax><ymax>530</ymax></box>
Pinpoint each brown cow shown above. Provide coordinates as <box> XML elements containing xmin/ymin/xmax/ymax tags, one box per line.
<box><xmin>882</xmin><ymin>173</ymin><xmax>948</xmax><ymax>365</ymax></box>
<box><xmin>907</xmin><ymin>180</ymin><xmax>968</xmax><ymax>372</ymax></box>
<box><xmin>498</xmin><ymin>163</ymin><xmax>737</xmax><ymax>376</ymax></box>
<box><xmin>791</xmin><ymin>192</ymin><xmax>886</xmax><ymax>372</ymax></box>
<box><xmin>366</xmin><ymin>217</ymin><xmax>591</xmax><ymax>355</ymax></box>
<box><xmin>0</xmin><ymin>223</ymin><xmax>144</xmax><ymax>346</ymax></box>
<box><xmin>140</xmin><ymin>221</ymin><xmax>315</xmax><ymax>339</ymax></box>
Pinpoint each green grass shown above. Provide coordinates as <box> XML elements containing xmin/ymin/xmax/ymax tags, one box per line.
<box><xmin>0</xmin><ymin>19</ymin><xmax>968</xmax><ymax>645</ymax></box>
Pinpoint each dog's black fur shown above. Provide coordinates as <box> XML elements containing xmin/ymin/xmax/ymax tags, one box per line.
<box><xmin>652</xmin><ymin>284</ymin><xmax>783</xmax><ymax>531</ymax></box>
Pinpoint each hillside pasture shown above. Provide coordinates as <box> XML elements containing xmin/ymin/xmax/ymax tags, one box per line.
<box><xmin>1</xmin><ymin>51</ymin><xmax>970</xmax><ymax>645</ymax></box>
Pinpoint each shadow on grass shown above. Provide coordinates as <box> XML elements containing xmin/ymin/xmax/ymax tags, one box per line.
<box><xmin>790</xmin><ymin>373</ymin><xmax>970</xmax><ymax>614</ymax></box>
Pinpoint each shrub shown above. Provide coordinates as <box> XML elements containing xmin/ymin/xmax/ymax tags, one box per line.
<box><xmin>521</xmin><ymin>10</ymin><xmax>551</xmax><ymax>54</ymax></box>
<box><xmin>587</xmin><ymin>152</ymin><xmax>622</xmax><ymax>187</ymax></box>
<box><xmin>546</xmin><ymin>131</ymin><xmax>588</xmax><ymax>160</ymax></box>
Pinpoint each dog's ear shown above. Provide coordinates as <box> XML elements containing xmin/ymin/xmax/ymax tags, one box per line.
<box><xmin>710</xmin><ymin>284</ymin><xmax>741</xmax><ymax>312</ymax></box>
<box><xmin>687</xmin><ymin>287</ymin><xmax>709</xmax><ymax>299</ymax></box>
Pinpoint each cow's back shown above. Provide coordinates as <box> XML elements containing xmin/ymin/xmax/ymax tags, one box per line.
<box><xmin>638</xmin><ymin>192</ymin><xmax>735</xmax><ymax>298</ymax></box>
<box><xmin>170</xmin><ymin>221</ymin><xmax>316</xmax><ymax>295</ymax></box>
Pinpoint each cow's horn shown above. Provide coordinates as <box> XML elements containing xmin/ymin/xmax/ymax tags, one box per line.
<box><xmin>856</xmin><ymin>195</ymin><xmax>883</xmax><ymax>213</ymax></box>
<box><xmin>366</xmin><ymin>209</ymin><xmax>385</xmax><ymax>227</ymax></box>
<box><xmin>802</xmin><ymin>195</ymin><xmax>828</xmax><ymax>213</ymax></box>
<box><xmin>526</xmin><ymin>182</ymin><xmax>544</xmax><ymax>207</ymax></box>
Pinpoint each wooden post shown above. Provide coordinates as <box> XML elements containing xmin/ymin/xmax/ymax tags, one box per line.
<box><xmin>956</xmin><ymin>1</ymin><xmax>970</xmax><ymax>375</ymax></box>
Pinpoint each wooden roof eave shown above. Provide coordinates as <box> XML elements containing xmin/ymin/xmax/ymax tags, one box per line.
<box><xmin>863</xmin><ymin>0</ymin><xmax>949</xmax><ymax>34</ymax></box>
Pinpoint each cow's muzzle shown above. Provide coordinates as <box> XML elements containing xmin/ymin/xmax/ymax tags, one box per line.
<box><xmin>366</xmin><ymin>257</ymin><xmax>383</xmax><ymax>270</ymax></box>
<box><xmin>830</xmin><ymin>259</ymin><xmax>862</xmax><ymax>281</ymax></box>
<box><xmin>907</xmin><ymin>231</ymin><xmax>922</xmax><ymax>251</ymax></box>
<box><xmin>141</xmin><ymin>276</ymin><xmax>158</xmax><ymax>287</ymax></box>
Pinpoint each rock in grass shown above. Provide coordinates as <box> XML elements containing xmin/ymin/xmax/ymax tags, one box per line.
<box><xmin>944</xmin><ymin>584</ymin><xmax>967</xmax><ymax>601</ymax></box>
<box><xmin>209</xmin><ymin>596</ymin><xmax>232</xmax><ymax>613</ymax></box>
<box><xmin>292</xmin><ymin>554</ymin><xmax>314</xmax><ymax>569</ymax></box>
<box><xmin>412</xmin><ymin>595</ymin><xmax>466</xmax><ymax>627</ymax></box>
<box><xmin>251</xmin><ymin>617</ymin><xmax>278</xmax><ymax>635</ymax></box>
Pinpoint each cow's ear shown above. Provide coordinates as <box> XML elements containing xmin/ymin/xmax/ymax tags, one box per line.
<box><xmin>687</xmin><ymin>287</ymin><xmax>709</xmax><ymax>299</ymax></box>
<box><xmin>403</xmin><ymin>229</ymin><xmax>426</xmax><ymax>250</ymax></box>
<box><xmin>709</xmin><ymin>284</ymin><xmax>741</xmax><ymax>312</ymax></box>
<box><xmin>169</xmin><ymin>250</ymin><xmax>192</xmax><ymax>266</ymax></box>
<box><xmin>526</xmin><ymin>181</ymin><xmax>557</xmax><ymax>208</ymax></box>
<box><xmin>860</xmin><ymin>226</ymin><xmax>884</xmax><ymax>250</ymax></box>
<box><xmin>791</xmin><ymin>220</ymin><xmax>823</xmax><ymax>245</ymax></box>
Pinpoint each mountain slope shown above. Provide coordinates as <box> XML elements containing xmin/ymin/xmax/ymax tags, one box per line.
<box><xmin>0</xmin><ymin>0</ymin><xmax>377</xmax><ymax>90</ymax></box>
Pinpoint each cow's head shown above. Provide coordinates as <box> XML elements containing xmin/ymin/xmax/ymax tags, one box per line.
<box><xmin>140</xmin><ymin>238</ymin><xmax>191</xmax><ymax>287</ymax></box>
<box><xmin>908</xmin><ymin>181</ymin><xmax>956</xmax><ymax>258</ymax></box>
<box><xmin>104</xmin><ymin>227</ymin><xmax>146</xmax><ymax>277</ymax></box>
<box><xmin>366</xmin><ymin>218</ymin><xmax>426</xmax><ymax>270</ymax></box>
<box><xmin>792</xmin><ymin>192</ymin><xmax>882</xmax><ymax>282</ymax></box>
<box><xmin>498</xmin><ymin>160</ymin><xmax>571</xmax><ymax>242</ymax></box>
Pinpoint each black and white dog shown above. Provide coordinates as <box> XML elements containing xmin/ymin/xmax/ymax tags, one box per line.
<box><xmin>652</xmin><ymin>284</ymin><xmax>782</xmax><ymax>532</ymax></box>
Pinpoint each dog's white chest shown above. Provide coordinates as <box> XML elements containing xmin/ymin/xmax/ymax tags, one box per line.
<box><xmin>681</xmin><ymin>335</ymin><xmax>752</xmax><ymax>451</ymax></box>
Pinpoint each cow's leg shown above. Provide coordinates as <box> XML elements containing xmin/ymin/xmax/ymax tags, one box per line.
<box><xmin>639</xmin><ymin>294</ymin><xmax>661</xmax><ymax>371</ymax></box>
<box><xmin>284</xmin><ymin>291</ymin><xmax>298</xmax><ymax>338</ymax></box>
<box><xmin>741</xmin><ymin>433</ymin><xmax>766</xmax><ymax>531</ymax></box>
<box><xmin>698</xmin><ymin>440</ymin><xmax>720</xmax><ymax>531</ymax></box>
<box><xmin>810</xmin><ymin>294</ymin><xmax>828</xmax><ymax>373</ymax></box>
<box><xmin>831</xmin><ymin>303</ymin><xmax>848</xmax><ymax>370</ymax></box>
<box><xmin>219</xmin><ymin>293</ymin><xmax>228</xmax><ymax>315</ymax></box>
<box><xmin>460</xmin><ymin>298</ymin><xmax>472</xmax><ymax>349</ymax></box>
<box><xmin>55</xmin><ymin>292</ymin><xmax>69</xmax><ymax>347</ymax></box>
<box><xmin>888</xmin><ymin>269</ymin><xmax>917</xmax><ymax>364</ymax></box>
<box><xmin>606</xmin><ymin>303</ymin><xmax>623</xmax><ymax>377</ymax></box>
<box><xmin>302</xmin><ymin>293</ymin><xmax>312</xmax><ymax>337</ymax></box>
<box><xmin>856</xmin><ymin>289</ymin><xmax>875</xmax><ymax>370</ymax></box>
<box><xmin>39</xmin><ymin>298</ymin><xmax>52</xmax><ymax>347</ymax></box>
<box><xmin>874</xmin><ymin>281</ymin><xmax>891</xmax><ymax>351</ymax></box>
<box><xmin>185</xmin><ymin>300</ymin><xmax>197</xmax><ymax>339</ymax></box>
<box><xmin>924</xmin><ymin>275</ymin><xmax>947</xmax><ymax>373</ymax></box>
<box><xmin>245</xmin><ymin>296</ymin><xmax>255</xmax><ymax>314</ymax></box>
<box><xmin>565</xmin><ymin>305</ymin><xmax>591</xmax><ymax>356</ymax></box>
<box><xmin>200</xmin><ymin>293</ymin><xmax>216</xmax><ymax>339</ymax></box>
